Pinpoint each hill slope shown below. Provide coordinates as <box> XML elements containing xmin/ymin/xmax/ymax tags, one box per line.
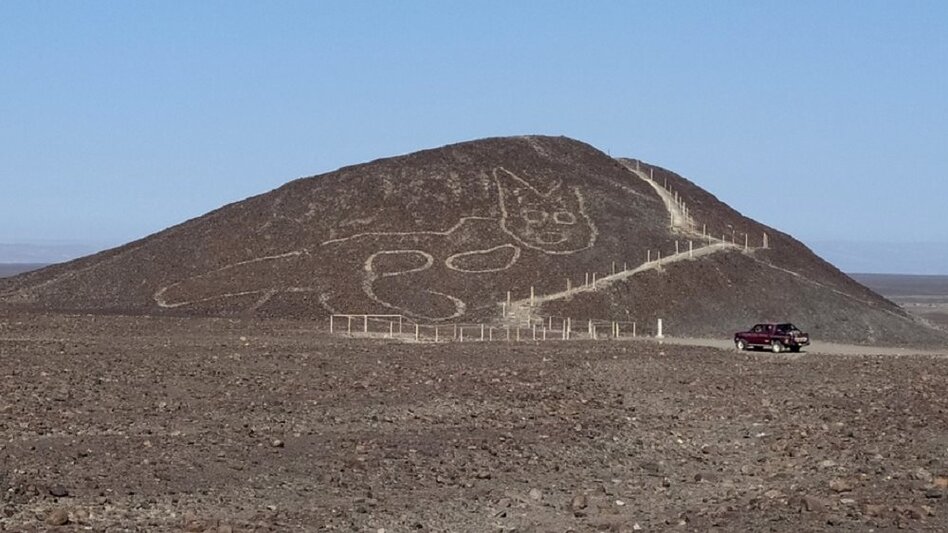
<box><xmin>0</xmin><ymin>136</ymin><xmax>943</xmax><ymax>345</ymax></box>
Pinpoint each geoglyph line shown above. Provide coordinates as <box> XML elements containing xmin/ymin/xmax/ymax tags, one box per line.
<box><xmin>503</xmin><ymin>161</ymin><xmax>738</xmax><ymax>323</ymax></box>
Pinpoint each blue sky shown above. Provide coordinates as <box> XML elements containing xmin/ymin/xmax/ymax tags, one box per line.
<box><xmin>1</xmin><ymin>1</ymin><xmax>946</xmax><ymax>273</ymax></box>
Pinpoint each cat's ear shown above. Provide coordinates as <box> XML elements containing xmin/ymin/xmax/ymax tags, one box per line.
<box><xmin>493</xmin><ymin>167</ymin><xmax>561</xmax><ymax>199</ymax></box>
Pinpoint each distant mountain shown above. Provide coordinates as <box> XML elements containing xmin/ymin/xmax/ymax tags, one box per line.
<box><xmin>1</xmin><ymin>136</ymin><xmax>944</xmax><ymax>345</ymax></box>
<box><xmin>0</xmin><ymin>263</ymin><xmax>47</xmax><ymax>278</ymax></box>
<box><xmin>0</xmin><ymin>243</ymin><xmax>102</xmax><ymax>264</ymax></box>
<box><xmin>809</xmin><ymin>241</ymin><xmax>948</xmax><ymax>276</ymax></box>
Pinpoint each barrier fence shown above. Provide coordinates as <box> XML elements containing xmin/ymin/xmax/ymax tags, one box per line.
<box><xmin>329</xmin><ymin>314</ymin><xmax>666</xmax><ymax>343</ymax></box>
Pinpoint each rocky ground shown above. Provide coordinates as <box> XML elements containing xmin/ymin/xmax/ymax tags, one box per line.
<box><xmin>0</xmin><ymin>312</ymin><xmax>946</xmax><ymax>532</ymax></box>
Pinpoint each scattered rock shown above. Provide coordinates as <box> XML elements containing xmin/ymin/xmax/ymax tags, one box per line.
<box><xmin>72</xmin><ymin>508</ymin><xmax>88</xmax><ymax>522</ymax></box>
<box><xmin>914</xmin><ymin>467</ymin><xmax>933</xmax><ymax>482</ymax></box>
<box><xmin>934</xmin><ymin>477</ymin><xmax>948</xmax><ymax>489</ymax></box>
<box><xmin>694</xmin><ymin>472</ymin><xmax>719</xmax><ymax>483</ymax></box>
<box><xmin>924</xmin><ymin>488</ymin><xmax>943</xmax><ymax>499</ymax></box>
<box><xmin>528</xmin><ymin>488</ymin><xmax>542</xmax><ymax>501</ymax></box>
<box><xmin>271</xmin><ymin>439</ymin><xmax>284</xmax><ymax>448</ymax></box>
<box><xmin>791</xmin><ymin>495</ymin><xmax>826</xmax><ymax>513</ymax></box>
<box><xmin>895</xmin><ymin>505</ymin><xmax>924</xmax><ymax>520</ymax></box>
<box><xmin>48</xmin><ymin>485</ymin><xmax>69</xmax><ymax>498</ymax></box>
<box><xmin>46</xmin><ymin>508</ymin><xmax>69</xmax><ymax>526</ymax></box>
<box><xmin>802</xmin><ymin>495</ymin><xmax>827</xmax><ymax>513</ymax></box>
<box><xmin>640</xmin><ymin>462</ymin><xmax>661</xmax><ymax>475</ymax></box>
<box><xmin>863</xmin><ymin>503</ymin><xmax>887</xmax><ymax>517</ymax></box>
<box><xmin>829</xmin><ymin>478</ymin><xmax>854</xmax><ymax>493</ymax></box>
<box><xmin>571</xmin><ymin>493</ymin><xmax>588</xmax><ymax>515</ymax></box>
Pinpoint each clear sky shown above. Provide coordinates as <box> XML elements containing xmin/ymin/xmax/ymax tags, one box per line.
<box><xmin>2</xmin><ymin>1</ymin><xmax>946</xmax><ymax>273</ymax></box>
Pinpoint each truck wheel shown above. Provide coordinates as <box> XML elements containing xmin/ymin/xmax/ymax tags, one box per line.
<box><xmin>736</xmin><ymin>340</ymin><xmax>746</xmax><ymax>351</ymax></box>
<box><xmin>771</xmin><ymin>341</ymin><xmax>783</xmax><ymax>354</ymax></box>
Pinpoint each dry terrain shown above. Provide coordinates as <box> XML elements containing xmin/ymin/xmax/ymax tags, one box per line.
<box><xmin>1</xmin><ymin>312</ymin><xmax>946</xmax><ymax>532</ymax></box>
<box><xmin>853</xmin><ymin>273</ymin><xmax>948</xmax><ymax>331</ymax></box>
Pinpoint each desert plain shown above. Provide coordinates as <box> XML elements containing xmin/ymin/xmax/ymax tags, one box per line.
<box><xmin>1</xmin><ymin>310</ymin><xmax>945</xmax><ymax>532</ymax></box>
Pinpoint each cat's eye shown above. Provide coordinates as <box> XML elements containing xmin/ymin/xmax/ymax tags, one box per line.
<box><xmin>553</xmin><ymin>211</ymin><xmax>577</xmax><ymax>225</ymax></box>
<box><xmin>521</xmin><ymin>209</ymin><xmax>548</xmax><ymax>224</ymax></box>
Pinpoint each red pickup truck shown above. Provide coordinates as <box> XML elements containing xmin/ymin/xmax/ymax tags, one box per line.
<box><xmin>734</xmin><ymin>323</ymin><xmax>810</xmax><ymax>353</ymax></box>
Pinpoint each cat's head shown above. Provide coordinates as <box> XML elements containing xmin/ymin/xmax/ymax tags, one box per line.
<box><xmin>493</xmin><ymin>167</ymin><xmax>597</xmax><ymax>254</ymax></box>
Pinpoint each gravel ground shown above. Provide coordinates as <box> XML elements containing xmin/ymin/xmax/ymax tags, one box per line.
<box><xmin>1</xmin><ymin>312</ymin><xmax>946</xmax><ymax>532</ymax></box>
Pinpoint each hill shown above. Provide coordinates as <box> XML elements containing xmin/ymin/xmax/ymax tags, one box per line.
<box><xmin>1</xmin><ymin>136</ymin><xmax>943</xmax><ymax>345</ymax></box>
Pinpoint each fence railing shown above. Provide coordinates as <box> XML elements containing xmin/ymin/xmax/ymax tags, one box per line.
<box><xmin>329</xmin><ymin>314</ymin><xmax>666</xmax><ymax>342</ymax></box>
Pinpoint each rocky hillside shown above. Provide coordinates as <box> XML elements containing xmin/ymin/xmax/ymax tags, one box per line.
<box><xmin>1</xmin><ymin>136</ymin><xmax>943</xmax><ymax>345</ymax></box>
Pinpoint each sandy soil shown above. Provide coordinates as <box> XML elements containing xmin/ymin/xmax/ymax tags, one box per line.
<box><xmin>1</xmin><ymin>312</ymin><xmax>946</xmax><ymax>532</ymax></box>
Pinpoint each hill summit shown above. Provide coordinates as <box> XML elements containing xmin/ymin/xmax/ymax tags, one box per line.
<box><xmin>1</xmin><ymin>136</ymin><xmax>943</xmax><ymax>345</ymax></box>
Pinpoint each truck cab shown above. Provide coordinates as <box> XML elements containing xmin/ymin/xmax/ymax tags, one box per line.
<box><xmin>734</xmin><ymin>323</ymin><xmax>810</xmax><ymax>353</ymax></box>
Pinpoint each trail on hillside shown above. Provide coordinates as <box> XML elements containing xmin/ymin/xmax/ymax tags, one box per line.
<box><xmin>618</xmin><ymin>160</ymin><xmax>697</xmax><ymax>235</ymax></box>
<box><xmin>504</xmin><ymin>162</ymin><xmax>740</xmax><ymax>325</ymax></box>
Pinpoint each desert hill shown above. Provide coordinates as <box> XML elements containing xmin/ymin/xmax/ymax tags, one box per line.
<box><xmin>1</xmin><ymin>136</ymin><xmax>943</xmax><ymax>345</ymax></box>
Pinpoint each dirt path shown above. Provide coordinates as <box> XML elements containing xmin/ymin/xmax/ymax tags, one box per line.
<box><xmin>504</xmin><ymin>162</ymin><xmax>738</xmax><ymax>325</ymax></box>
<box><xmin>617</xmin><ymin>160</ymin><xmax>697</xmax><ymax>234</ymax></box>
<box><xmin>654</xmin><ymin>335</ymin><xmax>948</xmax><ymax>357</ymax></box>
